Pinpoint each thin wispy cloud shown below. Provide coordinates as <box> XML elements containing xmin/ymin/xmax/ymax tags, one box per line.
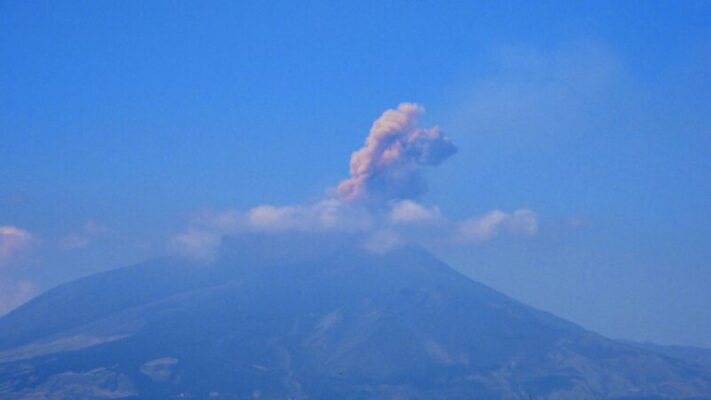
<box><xmin>448</xmin><ymin>42</ymin><xmax>629</xmax><ymax>147</ymax></box>
<box><xmin>172</xmin><ymin>200</ymin><xmax>373</xmax><ymax>259</ymax></box>
<box><xmin>457</xmin><ymin>208</ymin><xmax>538</xmax><ymax>242</ymax></box>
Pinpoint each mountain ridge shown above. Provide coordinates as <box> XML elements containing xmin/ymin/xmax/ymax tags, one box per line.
<box><xmin>1</xmin><ymin>233</ymin><xmax>710</xmax><ymax>399</ymax></box>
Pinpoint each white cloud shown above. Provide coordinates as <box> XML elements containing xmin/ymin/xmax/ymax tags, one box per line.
<box><xmin>246</xmin><ymin>205</ymin><xmax>300</xmax><ymax>231</ymax></box>
<box><xmin>0</xmin><ymin>226</ymin><xmax>32</xmax><ymax>265</ymax></box>
<box><xmin>388</xmin><ymin>200</ymin><xmax>442</xmax><ymax>225</ymax></box>
<box><xmin>457</xmin><ymin>208</ymin><xmax>538</xmax><ymax>242</ymax></box>
<box><xmin>173</xmin><ymin>202</ymin><xmax>539</xmax><ymax>258</ymax></box>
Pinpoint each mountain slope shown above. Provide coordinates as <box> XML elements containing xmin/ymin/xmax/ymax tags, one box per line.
<box><xmin>0</xmin><ymin>234</ymin><xmax>710</xmax><ymax>399</ymax></box>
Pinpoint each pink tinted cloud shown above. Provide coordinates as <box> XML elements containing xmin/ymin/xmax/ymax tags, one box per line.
<box><xmin>336</xmin><ymin>103</ymin><xmax>457</xmax><ymax>203</ymax></box>
<box><xmin>0</xmin><ymin>226</ymin><xmax>32</xmax><ymax>265</ymax></box>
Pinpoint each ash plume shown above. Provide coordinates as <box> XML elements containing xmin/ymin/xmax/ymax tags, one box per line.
<box><xmin>336</xmin><ymin>103</ymin><xmax>457</xmax><ymax>203</ymax></box>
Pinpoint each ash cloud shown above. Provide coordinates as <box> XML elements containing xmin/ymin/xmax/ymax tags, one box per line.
<box><xmin>336</xmin><ymin>103</ymin><xmax>457</xmax><ymax>203</ymax></box>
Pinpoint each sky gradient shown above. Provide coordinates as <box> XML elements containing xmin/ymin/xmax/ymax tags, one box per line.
<box><xmin>1</xmin><ymin>1</ymin><xmax>710</xmax><ymax>347</ymax></box>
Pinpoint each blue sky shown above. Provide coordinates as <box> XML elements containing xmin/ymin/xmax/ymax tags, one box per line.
<box><xmin>1</xmin><ymin>1</ymin><xmax>710</xmax><ymax>347</ymax></box>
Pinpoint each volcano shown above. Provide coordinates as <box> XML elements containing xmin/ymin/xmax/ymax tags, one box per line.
<box><xmin>1</xmin><ymin>234</ymin><xmax>710</xmax><ymax>399</ymax></box>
